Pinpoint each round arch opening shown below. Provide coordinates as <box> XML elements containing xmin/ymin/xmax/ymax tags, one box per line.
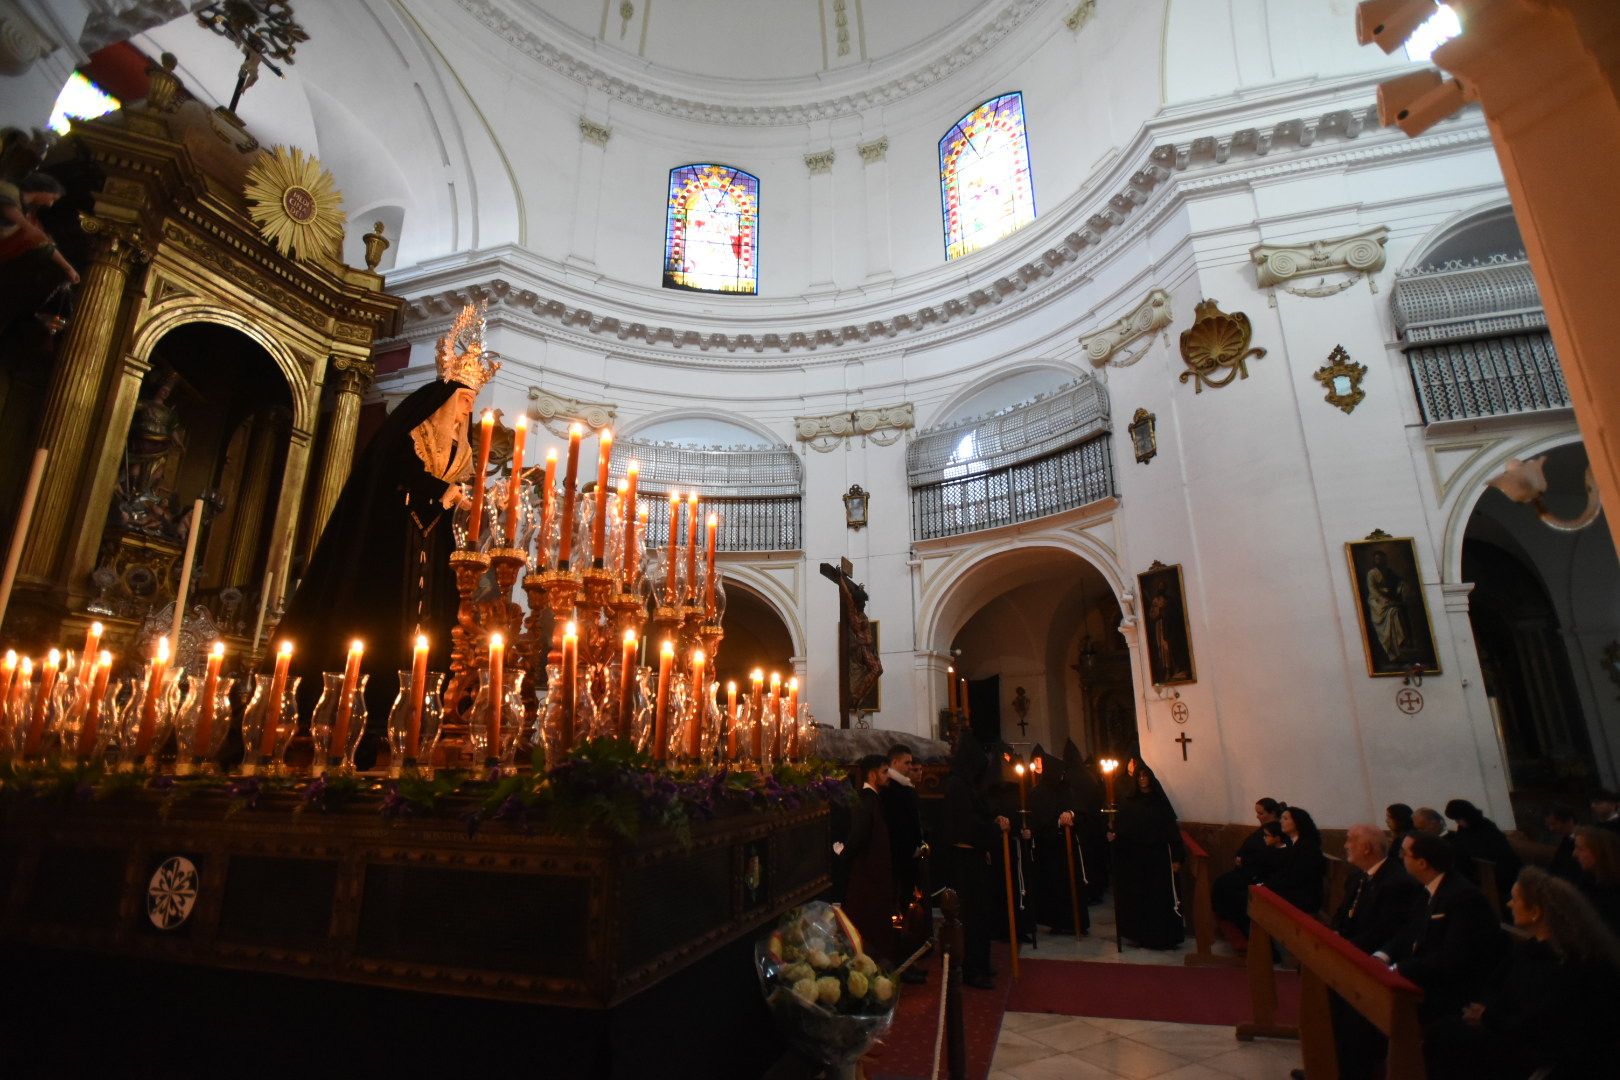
<box><xmin>716</xmin><ymin>577</ymin><xmax>797</xmax><ymax>692</ymax></box>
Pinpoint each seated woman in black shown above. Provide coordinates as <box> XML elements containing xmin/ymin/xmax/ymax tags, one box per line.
<box><xmin>1425</xmin><ymin>866</ymin><xmax>1620</xmax><ymax>1079</ymax></box>
<box><xmin>1386</xmin><ymin>802</ymin><xmax>1415</xmax><ymax>858</ymax></box>
<box><xmin>1211</xmin><ymin>797</ymin><xmax>1282</xmax><ymax>928</ymax></box>
<box><xmin>1444</xmin><ymin>798</ymin><xmax>1523</xmax><ymax>911</ymax></box>
<box><xmin>1264</xmin><ymin>805</ymin><xmax>1326</xmax><ymax>916</ymax></box>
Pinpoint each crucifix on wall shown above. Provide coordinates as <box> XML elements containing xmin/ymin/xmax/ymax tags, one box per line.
<box><xmin>1175</xmin><ymin>731</ymin><xmax>1192</xmax><ymax>761</ymax></box>
<box><xmin>1012</xmin><ymin>685</ymin><xmax>1030</xmax><ymax>735</ymax></box>
<box><xmin>819</xmin><ymin>558</ymin><xmax>882</xmax><ymax>728</ymax></box>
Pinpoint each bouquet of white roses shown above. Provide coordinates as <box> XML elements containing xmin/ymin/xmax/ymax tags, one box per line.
<box><xmin>755</xmin><ymin>902</ymin><xmax>897</xmax><ymax>1070</ymax></box>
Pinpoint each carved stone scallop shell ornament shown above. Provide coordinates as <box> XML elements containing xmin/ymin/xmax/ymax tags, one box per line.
<box><xmin>1178</xmin><ymin>298</ymin><xmax>1267</xmax><ymax>393</ymax></box>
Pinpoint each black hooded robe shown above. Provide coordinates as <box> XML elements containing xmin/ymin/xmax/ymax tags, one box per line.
<box><xmin>1113</xmin><ymin>765</ymin><xmax>1186</xmax><ymax>949</ymax></box>
<box><xmin>1028</xmin><ymin>749</ymin><xmax>1090</xmax><ymax>934</ymax></box>
<box><xmin>941</xmin><ymin>733</ymin><xmax>1002</xmax><ymax>980</ymax></box>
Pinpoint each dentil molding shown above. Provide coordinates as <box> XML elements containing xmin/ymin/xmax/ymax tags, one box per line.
<box><xmin>1080</xmin><ymin>287</ymin><xmax>1172</xmax><ymax>368</ymax></box>
<box><xmin>796</xmin><ymin>404</ymin><xmax>914</xmax><ymax>452</ymax></box>
<box><xmin>1250</xmin><ymin>225</ymin><xmax>1387</xmax><ymax>298</ymax></box>
<box><xmin>526</xmin><ymin>385</ymin><xmax>616</xmax><ymax>437</ymax></box>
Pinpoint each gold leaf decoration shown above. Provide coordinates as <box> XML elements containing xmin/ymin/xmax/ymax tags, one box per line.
<box><xmin>243</xmin><ymin>145</ymin><xmax>346</xmax><ymax>262</ymax></box>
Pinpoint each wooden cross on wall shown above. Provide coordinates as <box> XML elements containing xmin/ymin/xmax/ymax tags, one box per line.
<box><xmin>1175</xmin><ymin>732</ymin><xmax>1192</xmax><ymax>761</ymax></box>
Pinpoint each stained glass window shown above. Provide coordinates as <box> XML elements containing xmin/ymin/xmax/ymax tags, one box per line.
<box><xmin>663</xmin><ymin>164</ymin><xmax>760</xmax><ymax>295</ymax></box>
<box><xmin>48</xmin><ymin>72</ymin><xmax>121</xmax><ymax>136</ymax></box>
<box><xmin>939</xmin><ymin>92</ymin><xmax>1036</xmax><ymax>261</ymax></box>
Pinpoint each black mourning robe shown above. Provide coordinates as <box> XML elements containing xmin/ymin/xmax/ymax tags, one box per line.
<box><xmin>842</xmin><ymin>785</ymin><xmax>897</xmax><ymax>963</ymax></box>
<box><xmin>1028</xmin><ymin>750</ymin><xmax>1089</xmax><ymax>934</ymax></box>
<box><xmin>1064</xmin><ymin>740</ymin><xmax>1109</xmax><ymax>900</ymax></box>
<box><xmin>274</xmin><ymin>379</ymin><xmax>468</xmax><ymax>741</ymax></box>
<box><xmin>1113</xmin><ymin>767</ymin><xmax>1186</xmax><ymax>949</ymax></box>
<box><xmin>942</xmin><ymin>734</ymin><xmax>1000</xmax><ymax>978</ymax></box>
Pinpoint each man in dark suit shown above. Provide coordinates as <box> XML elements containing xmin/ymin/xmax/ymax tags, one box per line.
<box><xmin>1544</xmin><ymin>805</ymin><xmax>1580</xmax><ymax>881</ymax></box>
<box><xmin>1375</xmin><ymin>832</ymin><xmax>1506</xmax><ymax>1022</ymax></box>
<box><xmin>840</xmin><ymin>754</ymin><xmax>896</xmax><ymax>963</ymax></box>
<box><xmin>882</xmin><ymin>743</ymin><xmax>930</xmax><ymax>981</ymax></box>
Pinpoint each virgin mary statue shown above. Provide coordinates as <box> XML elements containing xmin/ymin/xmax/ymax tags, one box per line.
<box><xmin>274</xmin><ymin>304</ymin><xmax>498</xmax><ymax>742</ymax></box>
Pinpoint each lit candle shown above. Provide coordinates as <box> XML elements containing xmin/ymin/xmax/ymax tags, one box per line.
<box><xmin>407</xmin><ymin>634</ymin><xmax>428</xmax><ymax>761</ymax></box>
<box><xmin>1015</xmin><ymin>761</ymin><xmax>1028</xmax><ymax>813</ymax></box>
<box><xmin>138</xmin><ymin>637</ymin><xmax>171</xmax><ymax>758</ymax></box>
<box><xmin>332</xmin><ymin>639</ymin><xmax>362</xmax><ymax>764</ymax></box>
<box><xmin>665</xmin><ymin>491</ymin><xmax>680</xmax><ymax>598</ymax></box>
<box><xmin>652</xmin><ymin>639</ymin><xmax>674</xmax><ymax>762</ymax></box>
<box><xmin>197</xmin><ymin>641</ymin><xmax>225</xmax><ymax>762</ymax></box>
<box><xmin>947</xmin><ymin>666</ymin><xmax>957</xmax><ymax>712</ymax></box>
<box><xmin>627</xmin><ymin>508</ymin><xmax>646</xmax><ymax>588</ymax></box>
<box><xmin>0</xmin><ymin>649</ymin><xmax>15</xmax><ymax>708</ymax></box>
<box><xmin>750</xmin><ymin>669</ymin><xmax>764</xmax><ymax>761</ymax></box>
<box><xmin>615</xmin><ymin>479</ymin><xmax>629</xmax><ymax>569</ymax></box>
<box><xmin>8</xmin><ymin>657</ymin><xmax>32</xmax><ymax>724</ymax></box>
<box><xmin>561</xmin><ymin>621</ymin><xmax>578</xmax><ymax>749</ymax></box>
<box><xmin>961</xmin><ymin>677</ymin><xmax>971</xmax><ymax>721</ymax></box>
<box><xmin>726</xmin><ymin>680</ymin><xmax>739</xmax><ymax>759</ymax></box>
<box><xmin>1101</xmin><ymin>757</ymin><xmax>1118</xmax><ymax>805</ymax></box>
<box><xmin>78</xmin><ymin>622</ymin><xmax>104</xmax><ymax>692</ymax></box>
<box><xmin>768</xmin><ymin>672</ymin><xmax>782</xmax><ymax>760</ymax></box>
<box><xmin>78</xmin><ymin>651</ymin><xmax>112</xmax><ymax>759</ymax></box>
<box><xmin>261</xmin><ymin>639</ymin><xmax>291</xmax><ymax>760</ymax></box>
<box><xmin>617</xmin><ymin>629</ymin><xmax>638</xmax><ymax>741</ymax></box>
<box><xmin>171</xmin><ymin>497</ymin><xmax>204</xmax><ymax>648</ymax></box>
<box><xmin>558</xmin><ymin>423</ymin><xmax>584</xmax><ymax>567</ymax></box>
<box><xmin>688</xmin><ymin>649</ymin><xmax>707</xmax><ymax>760</ymax></box>
<box><xmin>538</xmin><ymin>447</ymin><xmax>558</xmax><ymax>565</ymax></box>
<box><xmin>591</xmin><ymin>429</ymin><xmax>613</xmax><ymax>564</ymax></box>
<box><xmin>786</xmin><ymin>677</ymin><xmax>800</xmax><ymax>758</ymax></box>
<box><xmin>685</xmin><ymin>492</ymin><xmax>700</xmax><ymax>603</ymax></box>
<box><xmin>505</xmin><ymin>415</ymin><xmax>527</xmax><ymax>546</ymax></box>
<box><xmin>467</xmin><ymin>409</ymin><xmax>495</xmax><ymax>545</ymax></box>
<box><xmin>488</xmin><ymin>632</ymin><xmax>505</xmax><ymax>760</ymax></box>
<box><xmin>703</xmin><ymin>512</ymin><xmax>718</xmax><ymax>621</ymax></box>
<box><xmin>624</xmin><ymin>461</ymin><xmax>640</xmax><ymax>528</ymax></box>
<box><xmin>25</xmin><ymin>648</ymin><xmax>61</xmax><ymax>756</ymax></box>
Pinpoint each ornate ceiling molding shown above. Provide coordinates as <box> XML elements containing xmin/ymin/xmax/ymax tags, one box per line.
<box><xmin>1251</xmin><ymin>225</ymin><xmax>1387</xmax><ymax>296</ymax></box>
<box><xmin>453</xmin><ymin>0</ymin><xmax>1051</xmax><ymax>127</ymax></box>
<box><xmin>395</xmin><ymin>105</ymin><xmax>1484</xmax><ymax>367</ymax></box>
<box><xmin>795</xmin><ymin>404</ymin><xmax>914</xmax><ymax>453</ymax></box>
<box><xmin>1080</xmin><ymin>288</ymin><xmax>1171</xmax><ymax>368</ymax></box>
<box><xmin>526</xmin><ymin>385</ymin><xmax>616</xmax><ymax>437</ymax></box>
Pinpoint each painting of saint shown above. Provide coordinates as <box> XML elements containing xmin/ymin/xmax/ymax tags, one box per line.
<box><xmin>1135</xmin><ymin>562</ymin><xmax>1196</xmax><ymax>686</ymax></box>
<box><xmin>1346</xmin><ymin>535</ymin><xmax>1441</xmax><ymax>676</ymax></box>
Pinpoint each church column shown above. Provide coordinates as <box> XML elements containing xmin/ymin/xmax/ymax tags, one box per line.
<box><xmin>568</xmin><ymin>117</ymin><xmax>610</xmax><ymax>268</ymax></box>
<box><xmin>21</xmin><ymin>217</ymin><xmax>147</xmax><ymax>588</ymax></box>
<box><xmin>804</xmin><ymin>150</ymin><xmax>836</xmax><ymax>291</ymax></box>
<box><xmin>913</xmin><ymin>649</ymin><xmax>952</xmax><ymax>740</ymax></box>
<box><xmin>263</xmin><ymin>426</ymin><xmax>313</xmax><ymax>628</ymax></box>
<box><xmin>221</xmin><ymin>410</ymin><xmax>284</xmax><ymax>589</ymax></box>
<box><xmin>304</xmin><ymin>361</ymin><xmax>371</xmax><ymax>564</ymax></box>
<box><xmin>60</xmin><ymin>348</ymin><xmax>152</xmax><ymax>594</ymax></box>
<box><xmin>857</xmin><ymin>138</ymin><xmax>892</xmax><ymax>281</ymax></box>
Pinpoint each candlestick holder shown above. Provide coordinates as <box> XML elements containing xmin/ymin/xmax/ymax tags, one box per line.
<box><xmin>239</xmin><ymin>672</ymin><xmax>299</xmax><ymax>775</ymax></box>
<box><xmin>386</xmin><ymin>668</ymin><xmax>444</xmax><ymax>776</ymax></box>
<box><xmin>308</xmin><ymin>671</ymin><xmax>368</xmax><ymax>775</ymax></box>
<box><xmin>174</xmin><ymin>673</ymin><xmax>237</xmax><ymax>774</ymax></box>
<box><xmin>468</xmin><ymin>667</ymin><xmax>525</xmax><ymax>773</ymax></box>
<box><xmin>444</xmin><ymin>548</ymin><xmax>492</xmax><ymax>722</ymax></box>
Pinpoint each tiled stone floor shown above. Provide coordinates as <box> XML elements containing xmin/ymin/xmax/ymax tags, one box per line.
<box><xmin>989</xmin><ymin>903</ymin><xmax>1303</xmax><ymax>1078</ymax></box>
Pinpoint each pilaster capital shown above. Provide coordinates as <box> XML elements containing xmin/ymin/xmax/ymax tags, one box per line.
<box><xmin>332</xmin><ymin>361</ymin><xmax>372</xmax><ymax>396</ymax></box>
<box><xmin>78</xmin><ymin>214</ymin><xmax>151</xmax><ymax>270</ymax></box>
<box><xmin>804</xmin><ymin>149</ymin><xmax>836</xmax><ymax>175</ymax></box>
<box><xmin>578</xmin><ymin>117</ymin><xmax>612</xmax><ymax>146</ymax></box>
<box><xmin>857</xmin><ymin>137</ymin><xmax>889</xmax><ymax>164</ymax></box>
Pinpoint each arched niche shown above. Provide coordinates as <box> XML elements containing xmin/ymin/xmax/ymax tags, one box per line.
<box><xmin>714</xmin><ymin>577</ymin><xmax>798</xmax><ymax>693</ymax></box>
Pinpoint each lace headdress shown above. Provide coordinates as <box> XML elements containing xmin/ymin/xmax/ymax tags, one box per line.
<box><xmin>435</xmin><ymin>301</ymin><xmax>500</xmax><ymax>391</ymax></box>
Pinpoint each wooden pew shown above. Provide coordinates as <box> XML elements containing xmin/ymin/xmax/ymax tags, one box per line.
<box><xmin>1182</xmin><ymin>828</ymin><xmax>1243</xmax><ymax>968</ymax></box>
<box><xmin>1238</xmin><ymin>884</ymin><xmax>1427</xmax><ymax>1079</ymax></box>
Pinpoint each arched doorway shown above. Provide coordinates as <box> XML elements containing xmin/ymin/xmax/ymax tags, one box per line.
<box><xmin>715</xmin><ymin>579</ymin><xmax>796</xmax><ymax>693</ymax></box>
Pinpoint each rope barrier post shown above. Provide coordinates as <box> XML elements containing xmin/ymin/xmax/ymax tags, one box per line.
<box><xmin>1063</xmin><ymin>821</ymin><xmax>1084</xmax><ymax>940</ymax></box>
<box><xmin>938</xmin><ymin>887</ymin><xmax>967</xmax><ymax>1080</ymax></box>
<box><xmin>1000</xmin><ymin>828</ymin><xmax>1020</xmax><ymax>980</ymax></box>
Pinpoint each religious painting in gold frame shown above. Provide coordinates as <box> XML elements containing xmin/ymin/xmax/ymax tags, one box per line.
<box><xmin>1345</xmin><ymin>532</ymin><xmax>1441</xmax><ymax>677</ymax></box>
<box><xmin>1128</xmin><ymin>408</ymin><xmax>1157</xmax><ymax>463</ymax></box>
<box><xmin>1136</xmin><ymin>561</ymin><xmax>1196</xmax><ymax>686</ymax></box>
<box><xmin>855</xmin><ymin>621</ymin><xmax>880</xmax><ymax>713</ymax></box>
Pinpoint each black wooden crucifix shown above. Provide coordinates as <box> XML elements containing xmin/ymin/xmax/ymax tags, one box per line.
<box><xmin>1175</xmin><ymin>731</ymin><xmax>1192</xmax><ymax>761</ymax></box>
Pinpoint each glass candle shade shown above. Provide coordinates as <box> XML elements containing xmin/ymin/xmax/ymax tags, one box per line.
<box><xmin>674</xmin><ymin>680</ymin><xmax>723</xmax><ymax>764</ymax></box>
<box><xmin>239</xmin><ymin>672</ymin><xmax>301</xmax><ymax>775</ymax></box>
<box><xmin>468</xmin><ymin>667</ymin><xmax>526</xmax><ymax>771</ymax></box>
<box><xmin>173</xmin><ymin>674</ymin><xmax>237</xmax><ymax>773</ymax></box>
<box><xmin>308</xmin><ymin>670</ymin><xmax>369</xmax><ymax>773</ymax></box>
<box><xmin>385</xmin><ymin>668</ymin><xmax>444</xmax><ymax>775</ymax></box>
<box><xmin>121</xmin><ymin>664</ymin><xmax>185</xmax><ymax>769</ymax></box>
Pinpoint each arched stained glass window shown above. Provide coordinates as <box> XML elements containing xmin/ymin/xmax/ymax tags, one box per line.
<box><xmin>663</xmin><ymin>163</ymin><xmax>760</xmax><ymax>295</ymax></box>
<box><xmin>939</xmin><ymin>92</ymin><xmax>1036</xmax><ymax>261</ymax></box>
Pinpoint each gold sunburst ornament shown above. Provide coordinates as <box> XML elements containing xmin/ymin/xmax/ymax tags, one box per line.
<box><xmin>243</xmin><ymin>145</ymin><xmax>346</xmax><ymax>262</ymax></box>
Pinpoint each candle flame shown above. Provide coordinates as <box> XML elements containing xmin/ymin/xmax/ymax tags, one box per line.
<box><xmin>569</xmin><ymin>422</ymin><xmax>583</xmax><ymax>437</ymax></box>
<box><xmin>481</xmin><ymin>409</ymin><xmax>494</xmax><ymax>424</ymax></box>
<box><xmin>350</xmin><ymin>639</ymin><xmax>363</xmax><ymax>654</ymax></box>
<box><xmin>707</xmin><ymin>512</ymin><xmax>717</xmax><ymax>526</ymax></box>
<box><xmin>688</xmin><ymin>492</ymin><xmax>699</xmax><ymax>505</ymax></box>
<box><xmin>624</xmin><ymin>628</ymin><xmax>637</xmax><ymax>644</ymax></box>
<box><xmin>414</xmin><ymin>635</ymin><xmax>428</xmax><ymax>651</ymax></box>
<box><xmin>47</xmin><ymin>648</ymin><xmax>60</xmax><ymax>666</ymax></box>
<box><xmin>157</xmin><ymin>637</ymin><xmax>171</xmax><ymax>662</ymax></box>
<box><xmin>669</xmin><ymin>490</ymin><xmax>679</xmax><ymax>502</ymax></box>
<box><xmin>546</xmin><ymin>447</ymin><xmax>558</xmax><ymax>462</ymax></box>
<box><xmin>212</xmin><ymin>641</ymin><xmax>226</xmax><ymax>659</ymax></box>
<box><xmin>617</xmin><ymin>479</ymin><xmax>628</xmax><ymax>494</ymax></box>
<box><xmin>97</xmin><ymin>650</ymin><xmax>112</xmax><ymax>667</ymax></box>
<box><xmin>628</xmin><ymin>460</ymin><xmax>639</xmax><ymax>475</ymax></box>
<box><xmin>693</xmin><ymin>649</ymin><xmax>705</xmax><ymax>664</ymax></box>
<box><xmin>751</xmin><ymin>668</ymin><xmax>763</xmax><ymax>682</ymax></box>
<box><xmin>564</xmin><ymin>621</ymin><xmax>577</xmax><ymax>639</ymax></box>
<box><xmin>727</xmin><ymin>680</ymin><xmax>737</xmax><ymax>692</ymax></box>
<box><xmin>91</xmin><ymin>621</ymin><xmax>104</xmax><ymax>635</ymax></box>
<box><xmin>19</xmin><ymin>657</ymin><xmax>31</xmax><ymax>674</ymax></box>
<box><xmin>770</xmin><ymin>672</ymin><xmax>781</xmax><ymax>687</ymax></box>
<box><xmin>788</xmin><ymin>677</ymin><xmax>799</xmax><ymax>690</ymax></box>
<box><xmin>661</xmin><ymin>639</ymin><xmax>675</xmax><ymax>656</ymax></box>
<box><xmin>1100</xmin><ymin>757</ymin><xmax>1118</xmax><ymax>773</ymax></box>
<box><xmin>3</xmin><ymin>649</ymin><xmax>14</xmax><ymax>669</ymax></box>
<box><xmin>278</xmin><ymin>639</ymin><xmax>293</xmax><ymax>656</ymax></box>
<box><xmin>490</xmin><ymin>632</ymin><xmax>504</xmax><ymax>648</ymax></box>
<box><xmin>601</xmin><ymin>428</ymin><xmax>613</xmax><ymax>444</ymax></box>
<box><xmin>1015</xmin><ymin>762</ymin><xmax>1025</xmax><ymax>776</ymax></box>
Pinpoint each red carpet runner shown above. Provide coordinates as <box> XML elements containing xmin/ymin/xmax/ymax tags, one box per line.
<box><xmin>862</xmin><ymin>943</ymin><xmax>1011</xmax><ymax>1080</ymax></box>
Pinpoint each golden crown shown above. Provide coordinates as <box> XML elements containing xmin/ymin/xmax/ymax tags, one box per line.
<box><xmin>435</xmin><ymin>301</ymin><xmax>500</xmax><ymax>391</ymax></box>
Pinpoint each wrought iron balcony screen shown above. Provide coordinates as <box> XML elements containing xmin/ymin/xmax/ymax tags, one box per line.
<box><xmin>637</xmin><ymin>491</ymin><xmax>801</xmax><ymax>553</ymax></box>
<box><xmin>906</xmin><ymin>377</ymin><xmax>1110</xmax><ymax>486</ymax></box>
<box><xmin>1408</xmin><ymin>331</ymin><xmax>1570</xmax><ymax>423</ymax></box>
<box><xmin>912</xmin><ymin>435</ymin><xmax>1115</xmax><ymax>541</ymax></box>
<box><xmin>1392</xmin><ymin>256</ymin><xmax>1545</xmax><ymax>345</ymax></box>
<box><xmin>607</xmin><ymin>437</ymin><xmax>802</xmax><ymax>551</ymax></box>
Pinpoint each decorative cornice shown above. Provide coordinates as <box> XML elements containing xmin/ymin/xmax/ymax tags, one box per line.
<box><xmin>454</xmin><ymin>0</ymin><xmax>1050</xmax><ymax>126</ymax></box>
<box><xmin>1080</xmin><ymin>288</ymin><xmax>1172</xmax><ymax>368</ymax></box>
<box><xmin>857</xmin><ymin>137</ymin><xmax>889</xmax><ymax>164</ymax></box>
<box><xmin>578</xmin><ymin>117</ymin><xmax>612</xmax><ymax>146</ymax></box>
<box><xmin>795</xmin><ymin>403</ymin><xmax>914</xmax><ymax>452</ymax></box>
<box><xmin>1251</xmin><ymin>225</ymin><xmax>1387</xmax><ymax>293</ymax></box>
<box><xmin>804</xmin><ymin>150</ymin><xmax>836</xmax><ymax>175</ymax></box>
<box><xmin>526</xmin><ymin>385</ymin><xmax>616</xmax><ymax>437</ymax></box>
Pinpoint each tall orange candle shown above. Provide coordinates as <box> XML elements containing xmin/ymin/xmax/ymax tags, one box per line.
<box><xmin>561</xmin><ymin>621</ymin><xmax>578</xmax><ymax>749</ymax></box>
<box><xmin>1015</xmin><ymin>761</ymin><xmax>1028</xmax><ymax>813</ymax></box>
<box><xmin>78</xmin><ymin>651</ymin><xmax>111</xmax><ymax>759</ymax></box>
<box><xmin>961</xmin><ymin>678</ymin><xmax>971</xmax><ymax>721</ymax></box>
<box><xmin>652</xmin><ymin>639</ymin><xmax>674</xmax><ymax>762</ymax></box>
<box><xmin>406</xmin><ymin>635</ymin><xmax>428</xmax><ymax>760</ymax></box>
<box><xmin>786</xmin><ymin>677</ymin><xmax>800</xmax><ymax>758</ymax></box>
<box><xmin>138</xmin><ymin>638</ymin><xmax>170</xmax><ymax>757</ymax></box>
<box><xmin>688</xmin><ymin>649</ymin><xmax>707</xmax><ymax>760</ymax></box>
<box><xmin>625</xmin><ymin>508</ymin><xmax>645</xmax><ymax>589</ymax></box>
<box><xmin>77</xmin><ymin>621</ymin><xmax>103</xmax><ymax>691</ymax></box>
<box><xmin>537</xmin><ymin>448</ymin><xmax>558</xmax><ymax>565</ymax></box>
<box><xmin>591</xmin><ymin>429</ymin><xmax>613</xmax><ymax>564</ymax></box>
<box><xmin>726</xmin><ymin>680</ymin><xmax>739</xmax><ymax>759</ymax></box>
<box><xmin>487</xmin><ymin>632</ymin><xmax>505</xmax><ymax>759</ymax></box>
<box><xmin>0</xmin><ymin>649</ymin><xmax>16</xmax><ymax>709</ymax></box>
<box><xmin>947</xmin><ymin>666</ymin><xmax>957</xmax><ymax>712</ymax></box>
<box><xmin>685</xmin><ymin>493</ymin><xmax>699</xmax><ymax>603</ymax></box>
<box><xmin>623</xmin><ymin>460</ymin><xmax>640</xmax><ymax>529</ymax></box>
<box><xmin>467</xmin><ymin>410</ymin><xmax>495</xmax><ymax>545</ymax></box>
<box><xmin>617</xmin><ymin>629</ymin><xmax>637</xmax><ymax>741</ymax></box>
<box><xmin>261</xmin><ymin>639</ymin><xmax>291</xmax><ymax>760</ymax></box>
<box><xmin>768</xmin><ymin>672</ymin><xmax>782</xmax><ymax>760</ymax></box>
<box><xmin>749</xmin><ymin>669</ymin><xmax>764</xmax><ymax>760</ymax></box>
<box><xmin>505</xmin><ymin>416</ymin><xmax>527</xmax><ymax>546</ymax></box>
<box><xmin>665</xmin><ymin>491</ymin><xmax>680</xmax><ymax>597</ymax></box>
<box><xmin>25</xmin><ymin>648</ymin><xmax>61</xmax><ymax>755</ymax></box>
<box><xmin>1101</xmin><ymin>758</ymin><xmax>1118</xmax><ymax>805</ymax></box>
<box><xmin>8</xmin><ymin>656</ymin><xmax>31</xmax><ymax>724</ymax></box>
<box><xmin>197</xmin><ymin>641</ymin><xmax>225</xmax><ymax>761</ymax></box>
<box><xmin>703</xmin><ymin>512</ymin><xmax>718</xmax><ymax>620</ymax></box>
<box><xmin>332</xmin><ymin>639</ymin><xmax>362</xmax><ymax>762</ymax></box>
<box><xmin>558</xmin><ymin>423</ymin><xmax>584</xmax><ymax>567</ymax></box>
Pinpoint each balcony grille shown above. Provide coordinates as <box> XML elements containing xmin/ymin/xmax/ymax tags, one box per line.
<box><xmin>911</xmin><ymin>434</ymin><xmax>1115</xmax><ymax>541</ymax></box>
<box><xmin>637</xmin><ymin>492</ymin><xmax>802</xmax><ymax>553</ymax></box>
<box><xmin>1407</xmin><ymin>331</ymin><xmax>1570</xmax><ymax>423</ymax></box>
